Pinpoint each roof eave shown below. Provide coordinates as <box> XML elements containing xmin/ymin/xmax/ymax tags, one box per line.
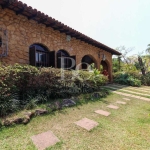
<box><xmin>0</xmin><ymin>0</ymin><xmax>121</xmax><ymax>55</ymax></box>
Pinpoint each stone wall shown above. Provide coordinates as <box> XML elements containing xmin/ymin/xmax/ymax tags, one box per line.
<box><xmin>0</xmin><ymin>8</ymin><xmax>113</xmax><ymax>80</ymax></box>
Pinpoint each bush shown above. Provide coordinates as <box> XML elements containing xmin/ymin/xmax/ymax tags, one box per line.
<box><xmin>113</xmin><ymin>71</ymin><xmax>141</xmax><ymax>87</ymax></box>
<box><xmin>127</xmin><ymin>76</ymin><xmax>141</xmax><ymax>87</ymax></box>
<box><xmin>0</xmin><ymin>64</ymin><xmax>108</xmax><ymax>116</ymax></box>
<box><xmin>0</xmin><ymin>92</ymin><xmax>19</xmax><ymax>116</ymax></box>
<box><xmin>141</xmin><ymin>72</ymin><xmax>150</xmax><ymax>86</ymax></box>
<box><xmin>0</xmin><ymin>119</ymin><xmax>2</xmax><ymax>128</ymax></box>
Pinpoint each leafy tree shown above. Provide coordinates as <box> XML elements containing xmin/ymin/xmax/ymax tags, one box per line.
<box><xmin>146</xmin><ymin>44</ymin><xmax>150</xmax><ymax>54</ymax></box>
<box><xmin>116</xmin><ymin>46</ymin><xmax>134</xmax><ymax>65</ymax></box>
<box><xmin>112</xmin><ymin>58</ymin><xmax>119</xmax><ymax>72</ymax></box>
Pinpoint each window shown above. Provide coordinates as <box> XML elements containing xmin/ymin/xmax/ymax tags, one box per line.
<box><xmin>57</xmin><ymin>50</ymin><xmax>69</xmax><ymax>68</ymax></box>
<box><xmin>57</xmin><ymin>50</ymin><xmax>76</xmax><ymax>70</ymax></box>
<box><xmin>81</xmin><ymin>55</ymin><xmax>95</xmax><ymax>69</ymax></box>
<box><xmin>29</xmin><ymin>44</ymin><xmax>55</xmax><ymax>67</ymax></box>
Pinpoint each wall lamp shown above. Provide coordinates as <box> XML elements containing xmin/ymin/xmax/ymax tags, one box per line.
<box><xmin>98</xmin><ymin>50</ymin><xmax>106</xmax><ymax>60</ymax></box>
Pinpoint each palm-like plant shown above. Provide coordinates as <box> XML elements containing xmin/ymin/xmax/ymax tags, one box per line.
<box><xmin>146</xmin><ymin>44</ymin><xmax>150</xmax><ymax>53</ymax></box>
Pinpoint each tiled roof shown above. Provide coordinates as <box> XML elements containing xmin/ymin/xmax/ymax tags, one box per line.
<box><xmin>0</xmin><ymin>0</ymin><xmax>121</xmax><ymax>55</ymax></box>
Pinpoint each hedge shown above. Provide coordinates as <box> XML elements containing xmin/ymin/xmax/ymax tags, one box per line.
<box><xmin>0</xmin><ymin>64</ymin><xmax>108</xmax><ymax>116</ymax></box>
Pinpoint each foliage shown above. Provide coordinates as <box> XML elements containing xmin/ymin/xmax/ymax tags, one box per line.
<box><xmin>116</xmin><ymin>46</ymin><xmax>134</xmax><ymax>65</ymax></box>
<box><xmin>141</xmin><ymin>72</ymin><xmax>150</xmax><ymax>86</ymax></box>
<box><xmin>93</xmin><ymin>68</ymin><xmax>100</xmax><ymax>76</ymax></box>
<box><xmin>138</xmin><ymin>56</ymin><xmax>146</xmax><ymax>75</ymax></box>
<box><xmin>112</xmin><ymin>57</ymin><xmax>122</xmax><ymax>73</ymax></box>
<box><xmin>25</xmin><ymin>97</ymin><xmax>39</xmax><ymax>110</ymax></box>
<box><xmin>113</xmin><ymin>44</ymin><xmax>150</xmax><ymax>86</ymax></box>
<box><xmin>0</xmin><ymin>92</ymin><xmax>20</xmax><ymax>116</ymax></box>
<box><xmin>113</xmin><ymin>71</ymin><xmax>141</xmax><ymax>87</ymax></box>
<box><xmin>0</xmin><ymin>119</ymin><xmax>2</xmax><ymax>128</ymax></box>
<box><xmin>146</xmin><ymin>44</ymin><xmax>150</xmax><ymax>54</ymax></box>
<box><xmin>0</xmin><ymin>64</ymin><xmax>108</xmax><ymax>116</ymax></box>
<box><xmin>98</xmin><ymin>88</ymin><xmax>111</xmax><ymax>98</ymax></box>
<box><xmin>127</xmin><ymin>76</ymin><xmax>141</xmax><ymax>87</ymax></box>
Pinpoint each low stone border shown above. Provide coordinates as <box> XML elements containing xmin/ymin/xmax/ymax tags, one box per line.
<box><xmin>2</xmin><ymin>109</ymin><xmax>48</xmax><ymax>127</ymax></box>
<box><xmin>1</xmin><ymin>98</ymin><xmax>77</xmax><ymax>127</ymax></box>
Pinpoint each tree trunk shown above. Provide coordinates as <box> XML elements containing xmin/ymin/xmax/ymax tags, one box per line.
<box><xmin>138</xmin><ymin>56</ymin><xmax>146</xmax><ymax>75</ymax></box>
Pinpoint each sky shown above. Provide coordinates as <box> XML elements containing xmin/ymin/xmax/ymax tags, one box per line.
<box><xmin>20</xmin><ymin>0</ymin><xmax>150</xmax><ymax>56</ymax></box>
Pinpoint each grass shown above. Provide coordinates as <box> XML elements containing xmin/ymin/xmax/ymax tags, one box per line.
<box><xmin>0</xmin><ymin>88</ymin><xmax>150</xmax><ymax>149</ymax></box>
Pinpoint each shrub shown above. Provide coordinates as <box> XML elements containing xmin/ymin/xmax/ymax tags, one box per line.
<box><xmin>0</xmin><ymin>119</ymin><xmax>2</xmax><ymax>128</ymax></box>
<box><xmin>127</xmin><ymin>76</ymin><xmax>141</xmax><ymax>87</ymax></box>
<box><xmin>113</xmin><ymin>71</ymin><xmax>141</xmax><ymax>87</ymax></box>
<box><xmin>141</xmin><ymin>72</ymin><xmax>150</xmax><ymax>86</ymax></box>
<box><xmin>0</xmin><ymin>64</ymin><xmax>108</xmax><ymax>116</ymax></box>
<box><xmin>0</xmin><ymin>92</ymin><xmax>19</xmax><ymax>116</ymax></box>
<box><xmin>25</xmin><ymin>97</ymin><xmax>39</xmax><ymax>110</ymax></box>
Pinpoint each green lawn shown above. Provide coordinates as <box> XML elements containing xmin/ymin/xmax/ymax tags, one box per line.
<box><xmin>0</xmin><ymin>92</ymin><xmax>150</xmax><ymax>150</ymax></box>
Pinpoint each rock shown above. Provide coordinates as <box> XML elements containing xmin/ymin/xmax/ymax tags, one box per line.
<box><xmin>3</xmin><ymin>119</ymin><xmax>14</xmax><ymax>126</ymax></box>
<box><xmin>24</xmin><ymin>111</ymin><xmax>35</xmax><ymax>118</ymax></box>
<box><xmin>23</xmin><ymin>115</ymin><xmax>30</xmax><ymax>124</ymax></box>
<box><xmin>35</xmin><ymin>109</ymin><xmax>48</xmax><ymax>116</ymax></box>
<box><xmin>13</xmin><ymin>117</ymin><xmax>24</xmax><ymax>124</ymax></box>
<box><xmin>62</xmin><ymin>99</ymin><xmax>76</xmax><ymax>107</ymax></box>
<box><xmin>91</xmin><ymin>92</ymin><xmax>100</xmax><ymax>99</ymax></box>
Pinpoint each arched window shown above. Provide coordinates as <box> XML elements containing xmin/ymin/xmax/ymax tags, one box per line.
<box><xmin>29</xmin><ymin>44</ymin><xmax>55</xmax><ymax>67</ymax></box>
<box><xmin>81</xmin><ymin>55</ymin><xmax>96</xmax><ymax>70</ymax></box>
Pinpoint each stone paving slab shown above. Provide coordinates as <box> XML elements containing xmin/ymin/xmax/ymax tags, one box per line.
<box><xmin>106</xmin><ymin>86</ymin><xmax>150</xmax><ymax>97</ymax></box>
<box><xmin>139</xmin><ymin>97</ymin><xmax>150</xmax><ymax>102</ymax></box>
<box><xmin>74</xmin><ymin>118</ymin><xmax>98</xmax><ymax>131</ymax></box>
<box><xmin>31</xmin><ymin>131</ymin><xmax>60</xmax><ymax>150</ymax></box>
<box><xmin>123</xmin><ymin>98</ymin><xmax>130</xmax><ymax>101</ymax></box>
<box><xmin>107</xmin><ymin>104</ymin><xmax>119</xmax><ymax>109</ymax></box>
<box><xmin>112</xmin><ymin>91</ymin><xmax>132</xmax><ymax>97</ymax></box>
<box><xmin>116</xmin><ymin>101</ymin><xmax>126</xmax><ymax>105</ymax></box>
<box><xmin>126</xmin><ymin>87</ymin><xmax>150</xmax><ymax>93</ymax></box>
<box><xmin>95</xmin><ymin>110</ymin><xmax>111</xmax><ymax>116</ymax></box>
<box><xmin>112</xmin><ymin>91</ymin><xmax>150</xmax><ymax>102</ymax></box>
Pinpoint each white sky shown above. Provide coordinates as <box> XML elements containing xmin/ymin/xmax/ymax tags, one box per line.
<box><xmin>20</xmin><ymin>0</ymin><xmax>150</xmax><ymax>56</ymax></box>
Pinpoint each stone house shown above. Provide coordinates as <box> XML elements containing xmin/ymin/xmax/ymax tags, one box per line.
<box><xmin>0</xmin><ymin>0</ymin><xmax>121</xmax><ymax>81</ymax></box>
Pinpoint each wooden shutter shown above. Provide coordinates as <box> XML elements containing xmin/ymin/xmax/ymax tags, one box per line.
<box><xmin>29</xmin><ymin>46</ymin><xmax>36</xmax><ymax>66</ymax></box>
<box><xmin>70</xmin><ymin>55</ymin><xmax>76</xmax><ymax>70</ymax></box>
<box><xmin>49</xmin><ymin>51</ymin><xmax>55</xmax><ymax>67</ymax></box>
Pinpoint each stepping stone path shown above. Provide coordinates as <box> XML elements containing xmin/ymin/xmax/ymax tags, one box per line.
<box><xmin>107</xmin><ymin>104</ymin><xmax>119</xmax><ymax>109</ymax></box>
<box><xmin>113</xmin><ymin>91</ymin><xmax>150</xmax><ymax>102</ymax></box>
<box><xmin>105</xmin><ymin>86</ymin><xmax>150</xmax><ymax>97</ymax></box>
<box><xmin>31</xmin><ymin>131</ymin><xmax>60</xmax><ymax>150</ymax></box>
<box><xmin>74</xmin><ymin>118</ymin><xmax>98</xmax><ymax>131</ymax></box>
<box><xmin>95</xmin><ymin>110</ymin><xmax>111</xmax><ymax>116</ymax></box>
<box><xmin>116</xmin><ymin>101</ymin><xmax>126</xmax><ymax>105</ymax></box>
<box><xmin>30</xmin><ymin>84</ymin><xmax>150</xmax><ymax>148</ymax></box>
<box><xmin>123</xmin><ymin>98</ymin><xmax>130</xmax><ymax>101</ymax></box>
